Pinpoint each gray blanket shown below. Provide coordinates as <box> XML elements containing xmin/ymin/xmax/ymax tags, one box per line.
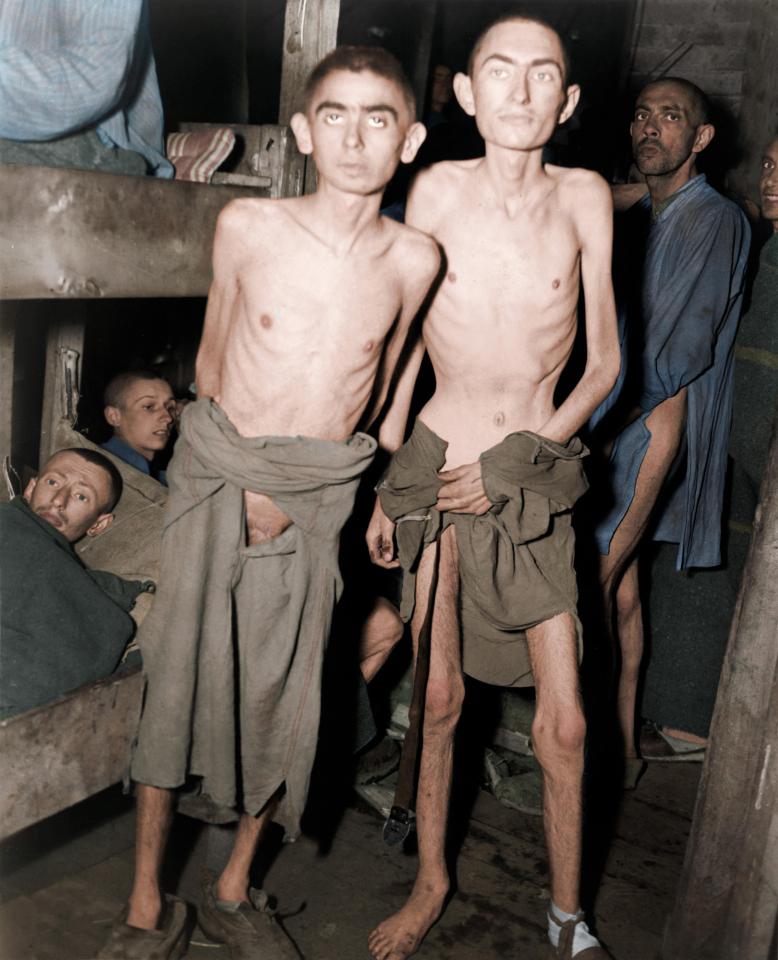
<box><xmin>131</xmin><ymin>399</ymin><xmax>376</xmax><ymax>837</ymax></box>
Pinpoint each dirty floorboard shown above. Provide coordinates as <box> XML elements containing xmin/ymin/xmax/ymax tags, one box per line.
<box><xmin>0</xmin><ymin>761</ymin><xmax>699</xmax><ymax>960</ymax></box>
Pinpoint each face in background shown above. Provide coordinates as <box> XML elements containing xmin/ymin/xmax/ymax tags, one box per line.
<box><xmin>104</xmin><ymin>377</ymin><xmax>175</xmax><ymax>461</ymax></box>
<box><xmin>760</xmin><ymin>138</ymin><xmax>778</xmax><ymax>231</ymax></box>
<box><xmin>631</xmin><ymin>80</ymin><xmax>714</xmax><ymax>180</ymax></box>
<box><xmin>430</xmin><ymin>64</ymin><xmax>454</xmax><ymax>114</ymax></box>
<box><xmin>24</xmin><ymin>450</ymin><xmax>114</xmax><ymax>543</ymax></box>
<box><xmin>291</xmin><ymin>69</ymin><xmax>426</xmax><ymax>197</ymax></box>
<box><xmin>454</xmin><ymin>18</ymin><xmax>579</xmax><ymax>153</ymax></box>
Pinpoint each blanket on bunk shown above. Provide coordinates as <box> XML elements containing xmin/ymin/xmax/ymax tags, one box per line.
<box><xmin>130</xmin><ymin>399</ymin><xmax>376</xmax><ymax>838</ymax></box>
<box><xmin>0</xmin><ymin>497</ymin><xmax>143</xmax><ymax>719</ymax></box>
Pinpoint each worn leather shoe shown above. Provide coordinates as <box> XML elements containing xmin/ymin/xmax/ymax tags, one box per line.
<box><xmin>97</xmin><ymin>895</ymin><xmax>190</xmax><ymax>959</ymax></box>
<box><xmin>198</xmin><ymin>871</ymin><xmax>300</xmax><ymax>959</ymax></box>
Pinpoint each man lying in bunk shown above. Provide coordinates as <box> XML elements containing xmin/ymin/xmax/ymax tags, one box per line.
<box><xmin>99</xmin><ymin>46</ymin><xmax>440</xmax><ymax>960</ymax></box>
<box><xmin>102</xmin><ymin>369</ymin><xmax>177</xmax><ymax>484</ymax></box>
<box><xmin>0</xmin><ymin>448</ymin><xmax>151</xmax><ymax>719</ymax></box>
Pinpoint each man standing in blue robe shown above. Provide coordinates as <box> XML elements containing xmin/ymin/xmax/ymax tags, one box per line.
<box><xmin>594</xmin><ymin>78</ymin><xmax>750</xmax><ymax>777</ymax></box>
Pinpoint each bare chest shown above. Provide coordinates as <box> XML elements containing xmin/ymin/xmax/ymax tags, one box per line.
<box><xmin>434</xmin><ymin>205</ymin><xmax>580</xmax><ymax>313</ymax></box>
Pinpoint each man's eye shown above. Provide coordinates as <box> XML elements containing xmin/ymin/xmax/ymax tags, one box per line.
<box><xmin>532</xmin><ymin>70</ymin><xmax>551</xmax><ymax>81</ymax></box>
<box><xmin>666</xmin><ymin>113</ymin><xmax>680</xmax><ymax>121</ymax></box>
<box><xmin>762</xmin><ymin>160</ymin><xmax>774</xmax><ymax>171</ymax></box>
<box><xmin>76</xmin><ymin>493</ymin><xmax>88</xmax><ymax>503</ymax></box>
<box><xmin>367</xmin><ymin>115</ymin><xmax>386</xmax><ymax>128</ymax></box>
<box><xmin>490</xmin><ymin>67</ymin><xmax>509</xmax><ymax>79</ymax></box>
<box><xmin>325</xmin><ymin>113</ymin><xmax>343</xmax><ymax>124</ymax></box>
<box><xmin>635</xmin><ymin>111</ymin><xmax>648</xmax><ymax>121</ymax></box>
<box><xmin>45</xmin><ymin>477</ymin><xmax>57</xmax><ymax>486</ymax></box>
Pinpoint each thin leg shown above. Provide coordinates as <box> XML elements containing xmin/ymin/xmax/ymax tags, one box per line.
<box><xmin>527</xmin><ymin>613</ymin><xmax>585</xmax><ymax>915</ymax></box>
<box><xmin>216</xmin><ymin>795</ymin><xmax>279</xmax><ymax>902</ymax></box>
<box><xmin>127</xmin><ymin>784</ymin><xmax>175</xmax><ymax>929</ymax></box>
<box><xmin>360</xmin><ymin>596</ymin><xmax>405</xmax><ymax>684</ymax></box>
<box><xmin>369</xmin><ymin>526</ymin><xmax>463</xmax><ymax>960</ymax></box>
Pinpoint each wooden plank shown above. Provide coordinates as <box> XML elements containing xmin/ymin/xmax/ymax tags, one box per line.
<box><xmin>0</xmin><ymin>666</ymin><xmax>143</xmax><ymax>840</ymax></box>
<box><xmin>0</xmin><ymin>165</ymin><xmax>265</xmax><ymax>300</ymax></box>
<box><xmin>38</xmin><ymin>318</ymin><xmax>84</xmax><ymax>466</ymax></box>
<box><xmin>664</xmin><ymin>412</ymin><xmax>778</xmax><ymax>959</ymax></box>
<box><xmin>278</xmin><ymin>0</ymin><xmax>341</xmax><ymax>124</ymax></box>
<box><xmin>278</xmin><ymin>0</ymin><xmax>341</xmax><ymax>194</ymax></box>
<box><xmin>410</xmin><ymin>2</ymin><xmax>437</xmax><ymax>118</ymax></box>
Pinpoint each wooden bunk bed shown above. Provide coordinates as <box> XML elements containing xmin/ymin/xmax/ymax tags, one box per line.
<box><xmin>0</xmin><ymin>0</ymin><xmax>344</xmax><ymax>842</ymax></box>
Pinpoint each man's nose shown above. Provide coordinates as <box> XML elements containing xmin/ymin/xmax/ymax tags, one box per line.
<box><xmin>51</xmin><ymin>487</ymin><xmax>67</xmax><ymax>507</ymax></box>
<box><xmin>510</xmin><ymin>71</ymin><xmax>530</xmax><ymax>104</ymax></box>
<box><xmin>642</xmin><ymin>117</ymin><xmax>660</xmax><ymax>137</ymax></box>
<box><xmin>344</xmin><ymin>118</ymin><xmax>364</xmax><ymax>149</ymax></box>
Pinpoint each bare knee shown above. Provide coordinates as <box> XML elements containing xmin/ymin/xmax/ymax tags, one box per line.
<box><xmin>424</xmin><ymin>673</ymin><xmax>465</xmax><ymax>733</ymax></box>
<box><xmin>615</xmin><ymin>576</ymin><xmax>640</xmax><ymax>625</ymax></box>
<box><xmin>532</xmin><ymin>706</ymin><xmax>586</xmax><ymax>766</ymax></box>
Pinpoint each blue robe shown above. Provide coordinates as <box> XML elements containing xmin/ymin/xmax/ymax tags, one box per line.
<box><xmin>595</xmin><ymin>175</ymin><xmax>750</xmax><ymax>570</ymax></box>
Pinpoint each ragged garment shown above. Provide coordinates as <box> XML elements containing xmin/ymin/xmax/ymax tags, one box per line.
<box><xmin>594</xmin><ymin>175</ymin><xmax>750</xmax><ymax>570</ymax></box>
<box><xmin>131</xmin><ymin>399</ymin><xmax>376</xmax><ymax>838</ymax></box>
<box><xmin>377</xmin><ymin>419</ymin><xmax>589</xmax><ymax>688</ymax></box>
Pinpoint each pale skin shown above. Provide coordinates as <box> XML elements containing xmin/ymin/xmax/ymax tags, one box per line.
<box><xmin>598</xmin><ymin>80</ymin><xmax>716</xmax><ymax>759</ymax></box>
<box><xmin>364</xmin><ymin>19</ymin><xmax>619</xmax><ymax>960</ymax></box>
<box><xmin>126</xmin><ymin>66</ymin><xmax>440</xmax><ymax>931</ymax></box>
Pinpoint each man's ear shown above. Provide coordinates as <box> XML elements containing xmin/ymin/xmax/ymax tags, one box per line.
<box><xmin>86</xmin><ymin>513</ymin><xmax>113</xmax><ymax>538</ymax></box>
<box><xmin>290</xmin><ymin>112</ymin><xmax>313</xmax><ymax>155</ymax></box>
<box><xmin>453</xmin><ymin>72</ymin><xmax>475</xmax><ymax>117</ymax></box>
<box><xmin>559</xmin><ymin>84</ymin><xmax>581</xmax><ymax>125</ymax></box>
<box><xmin>692</xmin><ymin>123</ymin><xmax>715</xmax><ymax>155</ymax></box>
<box><xmin>104</xmin><ymin>405</ymin><xmax>122</xmax><ymax>428</ymax></box>
<box><xmin>400</xmin><ymin>122</ymin><xmax>427</xmax><ymax>165</ymax></box>
<box><xmin>22</xmin><ymin>476</ymin><xmax>36</xmax><ymax>503</ymax></box>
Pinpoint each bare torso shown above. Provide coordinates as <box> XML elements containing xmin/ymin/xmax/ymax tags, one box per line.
<box><xmin>197</xmin><ymin>196</ymin><xmax>438</xmax><ymax>539</ymax></box>
<box><xmin>408</xmin><ymin>159</ymin><xmax>590</xmax><ymax>468</ymax></box>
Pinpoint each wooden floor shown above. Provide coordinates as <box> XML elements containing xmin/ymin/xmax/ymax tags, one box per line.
<box><xmin>0</xmin><ymin>761</ymin><xmax>700</xmax><ymax>960</ymax></box>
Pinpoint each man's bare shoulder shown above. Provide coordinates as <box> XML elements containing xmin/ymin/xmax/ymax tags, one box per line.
<box><xmin>547</xmin><ymin>165</ymin><xmax>613</xmax><ymax>209</ymax></box>
<box><xmin>215</xmin><ymin>196</ymin><xmax>288</xmax><ymax>235</ymax></box>
<box><xmin>383</xmin><ymin>217</ymin><xmax>441</xmax><ymax>285</ymax></box>
<box><xmin>412</xmin><ymin>158</ymin><xmax>480</xmax><ymax>198</ymax></box>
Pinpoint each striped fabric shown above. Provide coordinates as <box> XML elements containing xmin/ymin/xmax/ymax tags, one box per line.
<box><xmin>0</xmin><ymin>0</ymin><xmax>172</xmax><ymax>177</ymax></box>
<box><xmin>166</xmin><ymin>128</ymin><xmax>236</xmax><ymax>183</ymax></box>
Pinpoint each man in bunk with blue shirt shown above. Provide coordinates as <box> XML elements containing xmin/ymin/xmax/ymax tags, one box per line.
<box><xmin>594</xmin><ymin>77</ymin><xmax>750</xmax><ymax>783</ymax></box>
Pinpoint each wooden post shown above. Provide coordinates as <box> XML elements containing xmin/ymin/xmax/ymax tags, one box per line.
<box><xmin>664</xmin><ymin>412</ymin><xmax>778</xmax><ymax>959</ymax></box>
<box><xmin>39</xmin><ymin>317</ymin><xmax>84</xmax><ymax>466</ymax></box>
<box><xmin>278</xmin><ymin>0</ymin><xmax>341</xmax><ymax>193</ymax></box>
<box><xmin>410</xmin><ymin>2</ymin><xmax>437</xmax><ymax>119</ymax></box>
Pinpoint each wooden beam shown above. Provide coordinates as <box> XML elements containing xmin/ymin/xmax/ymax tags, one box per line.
<box><xmin>0</xmin><ymin>165</ymin><xmax>265</xmax><ymax>300</ymax></box>
<box><xmin>664</xmin><ymin>413</ymin><xmax>778</xmax><ymax>959</ymax></box>
<box><xmin>410</xmin><ymin>2</ymin><xmax>437</xmax><ymax>118</ymax></box>
<box><xmin>278</xmin><ymin>0</ymin><xmax>341</xmax><ymax>194</ymax></box>
<box><xmin>0</xmin><ymin>667</ymin><xmax>143</xmax><ymax>840</ymax></box>
<box><xmin>278</xmin><ymin>0</ymin><xmax>341</xmax><ymax>124</ymax></box>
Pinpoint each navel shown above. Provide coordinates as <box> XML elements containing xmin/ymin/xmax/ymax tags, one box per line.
<box><xmin>448</xmin><ymin>271</ymin><xmax>457</xmax><ymax>283</ymax></box>
<box><xmin>493</xmin><ymin>410</ymin><xmax>505</xmax><ymax>427</ymax></box>
<box><xmin>260</xmin><ymin>313</ymin><xmax>273</xmax><ymax>329</ymax></box>
<box><xmin>363</xmin><ymin>339</ymin><xmax>375</xmax><ymax>353</ymax></box>
<box><xmin>552</xmin><ymin>278</ymin><xmax>561</xmax><ymax>290</ymax></box>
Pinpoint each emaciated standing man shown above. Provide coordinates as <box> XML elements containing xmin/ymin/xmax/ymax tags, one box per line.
<box><xmin>366</xmin><ymin>15</ymin><xmax>619</xmax><ymax>960</ymax></box>
<box><xmin>100</xmin><ymin>46</ymin><xmax>439</xmax><ymax>960</ymax></box>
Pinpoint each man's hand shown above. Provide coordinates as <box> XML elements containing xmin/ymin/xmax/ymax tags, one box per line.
<box><xmin>366</xmin><ymin>497</ymin><xmax>400</xmax><ymax>568</ymax></box>
<box><xmin>436</xmin><ymin>461</ymin><xmax>491</xmax><ymax>515</ymax></box>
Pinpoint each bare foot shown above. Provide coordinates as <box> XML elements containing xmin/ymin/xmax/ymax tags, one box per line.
<box><xmin>368</xmin><ymin>879</ymin><xmax>448</xmax><ymax>960</ymax></box>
